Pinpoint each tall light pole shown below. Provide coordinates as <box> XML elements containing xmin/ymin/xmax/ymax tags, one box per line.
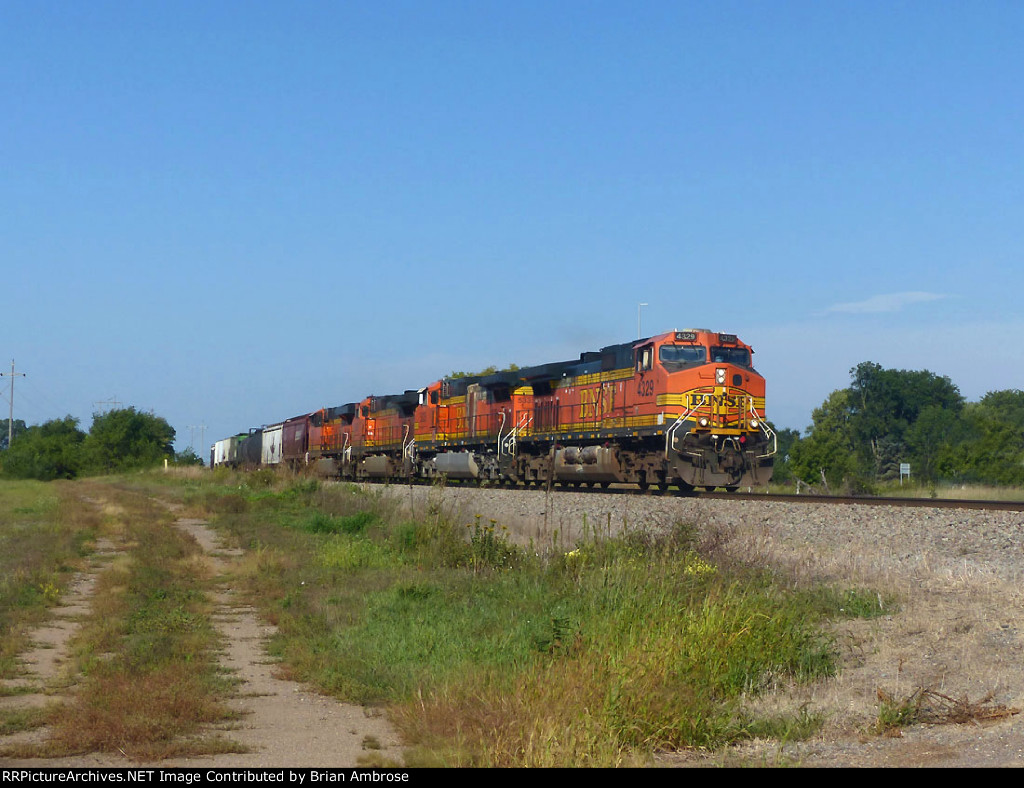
<box><xmin>637</xmin><ymin>303</ymin><xmax>648</xmax><ymax>339</ymax></box>
<box><xmin>2</xmin><ymin>360</ymin><xmax>25</xmax><ymax>449</ymax></box>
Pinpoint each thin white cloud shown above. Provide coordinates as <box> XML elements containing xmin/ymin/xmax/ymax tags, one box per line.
<box><xmin>820</xmin><ymin>291</ymin><xmax>948</xmax><ymax>315</ymax></box>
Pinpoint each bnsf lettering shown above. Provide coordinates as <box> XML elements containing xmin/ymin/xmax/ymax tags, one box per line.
<box><xmin>578</xmin><ymin>387</ymin><xmax>614</xmax><ymax>421</ymax></box>
<box><xmin>578</xmin><ymin>389</ymin><xmax>598</xmax><ymax>420</ymax></box>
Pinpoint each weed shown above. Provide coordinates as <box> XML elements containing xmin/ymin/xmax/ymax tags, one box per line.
<box><xmin>467</xmin><ymin>515</ymin><xmax>521</xmax><ymax>572</ymax></box>
<box><xmin>802</xmin><ymin>586</ymin><xmax>895</xmax><ymax>620</ymax></box>
<box><xmin>872</xmin><ymin>688</ymin><xmax>924</xmax><ymax>735</ymax></box>
<box><xmin>743</xmin><ymin>704</ymin><xmax>825</xmax><ymax>742</ymax></box>
<box><xmin>872</xmin><ymin>687</ymin><xmax>1021</xmax><ymax>736</ymax></box>
<box><xmin>245</xmin><ymin>469</ymin><xmax>277</xmax><ymax>489</ymax></box>
<box><xmin>0</xmin><ymin>705</ymin><xmax>51</xmax><ymax>736</ymax></box>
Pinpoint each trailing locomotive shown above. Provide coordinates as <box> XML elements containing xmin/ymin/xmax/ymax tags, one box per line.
<box><xmin>212</xmin><ymin>329</ymin><xmax>776</xmax><ymax>491</ymax></box>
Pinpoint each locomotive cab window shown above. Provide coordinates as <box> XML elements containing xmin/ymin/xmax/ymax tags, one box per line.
<box><xmin>659</xmin><ymin>344</ymin><xmax>707</xmax><ymax>371</ymax></box>
<box><xmin>636</xmin><ymin>345</ymin><xmax>653</xmax><ymax>372</ymax></box>
<box><xmin>710</xmin><ymin>346</ymin><xmax>751</xmax><ymax>367</ymax></box>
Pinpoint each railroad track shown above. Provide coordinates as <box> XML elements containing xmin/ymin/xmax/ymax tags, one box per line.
<box><xmin>695</xmin><ymin>490</ymin><xmax>1024</xmax><ymax>512</ymax></box>
<box><xmin>362</xmin><ymin>477</ymin><xmax>1024</xmax><ymax>512</ymax></box>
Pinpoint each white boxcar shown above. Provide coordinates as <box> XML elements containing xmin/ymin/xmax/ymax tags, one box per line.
<box><xmin>213</xmin><ymin>438</ymin><xmax>230</xmax><ymax>467</ymax></box>
<box><xmin>261</xmin><ymin>423</ymin><xmax>284</xmax><ymax>466</ymax></box>
<box><xmin>213</xmin><ymin>434</ymin><xmax>247</xmax><ymax>467</ymax></box>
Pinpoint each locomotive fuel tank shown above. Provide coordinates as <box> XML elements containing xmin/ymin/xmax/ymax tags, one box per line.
<box><xmin>430</xmin><ymin>451</ymin><xmax>481</xmax><ymax>479</ymax></box>
<box><xmin>552</xmin><ymin>445</ymin><xmax>623</xmax><ymax>483</ymax></box>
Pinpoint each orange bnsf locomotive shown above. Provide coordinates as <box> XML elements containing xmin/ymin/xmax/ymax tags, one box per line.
<box><xmin>212</xmin><ymin>329</ymin><xmax>776</xmax><ymax>491</ymax></box>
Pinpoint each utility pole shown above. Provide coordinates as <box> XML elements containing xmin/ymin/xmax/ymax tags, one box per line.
<box><xmin>93</xmin><ymin>396</ymin><xmax>122</xmax><ymax>413</ymax></box>
<box><xmin>186</xmin><ymin>425</ymin><xmax>207</xmax><ymax>452</ymax></box>
<box><xmin>637</xmin><ymin>302</ymin><xmax>648</xmax><ymax>339</ymax></box>
<box><xmin>1</xmin><ymin>360</ymin><xmax>26</xmax><ymax>449</ymax></box>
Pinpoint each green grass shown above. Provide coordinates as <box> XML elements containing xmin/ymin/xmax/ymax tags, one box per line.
<box><xmin>0</xmin><ymin>705</ymin><xmax>52</xmax><ymax>736</ymax></box>
<box><xmin>187</xmin><ymin>473</ymin><xmax>885</xmax><ymax>767</ymax></box>
<box><xmin>0</xmin><ymin>480</ymin><xmax>97</xmax><ymax>679</ymax></box>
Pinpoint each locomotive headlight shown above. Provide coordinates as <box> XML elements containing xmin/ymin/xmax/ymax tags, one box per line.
<box><xmin>750</xmin><ymin>419</ymin><xmax>759</xmax><ymax>429</ymax></box>
<box><xmin>716</xmin><ymin>368</ymin><xmax>726</xmax><ymax>385</ymax></box>
<box><xmin>698</xmin><ymin>417</ymin><xmax>709</xmax><ymax>427</ymax></box>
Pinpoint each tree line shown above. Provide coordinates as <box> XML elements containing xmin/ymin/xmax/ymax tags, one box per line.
<box><xmin>0</xmin><ymin>408</ymin><xmax>202</xmax><ymax>481</ymax></box>
<box><xmin>771</xmin><ymin>361</ymin><xmax>1024</xmax><ymax>491</ymax></box>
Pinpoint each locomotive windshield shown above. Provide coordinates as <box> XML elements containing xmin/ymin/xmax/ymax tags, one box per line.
<box><xmin>711</xmin><ymin>346</ymin><xmax>751</xmax><ymax>367</ymax></box>
<box><xmin>659</xmin><ymin>344</ymin><xmax>707</xmax><ymax>370</ymax></box>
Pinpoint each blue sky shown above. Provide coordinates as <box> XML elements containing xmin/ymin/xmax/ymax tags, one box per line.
<box><xmin>3</xmin><ymin>1</ymin><xmax>1022</xmax><ymax>452</ymax></box>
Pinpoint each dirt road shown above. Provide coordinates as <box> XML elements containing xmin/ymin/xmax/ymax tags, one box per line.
<box><xmin>0</xmin><ymin>504</ymin><xmax>403</xmax><ymax>769</ymax></box>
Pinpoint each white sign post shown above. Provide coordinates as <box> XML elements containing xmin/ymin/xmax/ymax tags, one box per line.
<box><xmin>899</xmin><ymin>463</ymin><xmax>911</xmax><ymax>485</ymax></box>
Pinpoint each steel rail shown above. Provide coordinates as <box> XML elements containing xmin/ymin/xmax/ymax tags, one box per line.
<box><xmin>692</xmin><ymin>490</ymin><xmax>1024</xmax><ymax>512</ymax></box>
<box><xmin>360</xmin><ymin>475</ymin><xmax>1024</xmax><ymax>513</ymax></box>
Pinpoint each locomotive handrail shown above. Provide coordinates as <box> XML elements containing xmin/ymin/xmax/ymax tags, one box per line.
<box><xmin>402</xmin><ymin>424</ymin><xmax>416</xmax><ymax>462</ymax></box>
<box><xmin>503</xmin><ymin>412</ymin><xmax>531</xmax><ymax>457</ymax></box>
<box><xmin>751</xmin><ymin>401</ymin><xmax>777</xmax><ymax>458</ymax></box>
<box><xmin>666</xmin><ymin>394</ymin><xmax>708</xmax><ymax>458</ymax></box>
<box><xmin>496</xmin><ymin>411</ymin><xmax>508</xmax><ymax>458</ymax></box>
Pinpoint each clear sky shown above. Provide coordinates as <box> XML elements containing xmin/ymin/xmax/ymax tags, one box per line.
<box><xmin>3</xmin><ymin>1</ymin><xmax>1022</xmax><ymax>453</ymax></box>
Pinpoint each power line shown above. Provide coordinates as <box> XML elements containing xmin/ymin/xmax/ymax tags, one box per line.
<box><xmin>186</xmin><ymin>424</ymin><xmax>208</xmax><ymax>451</ymax></box>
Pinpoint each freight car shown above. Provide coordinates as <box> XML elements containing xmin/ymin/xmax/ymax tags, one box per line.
<box><xmin>212</xmin><ymin>329</ymin><xmax>776</xmax><ymax>491</ymax></box>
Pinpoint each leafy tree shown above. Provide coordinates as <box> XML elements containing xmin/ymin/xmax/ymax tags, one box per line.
<box><xmin>954</xmin><ymin>391</ymin><xmax>1024</xmax><ymax>485</ymax></box>
<box><xmin>904</xmin><ymin>404</ymin><xmax>970</xmax><ymax>483</ymax></box>
<box><xmin>174</xmin><ymin>448</ymin><xmax>205</xmax><ymax>467</ymax></box>
<box><xmin>847</xmin><ymin>362</ymin><xmax>964</xmax><ymax>476</ymax></box>
<box><xmin>766</xmin><ymin>425</ymin><xmax>800</xmax><ymax>483</ymax></box>
<box><xmin>0</xmin><ymin>418</ymin><xmax>27</xmax><ymax>451</ymax></box>
<box><xmin>82</xmin><ymin>408</ymin><xmax>176</xmax><ymax>473</ymax></box>
<box><xmin>974</xmin><ymin>389</ymin><xmax>1024</xmax><ymax>430</ymax></box>
<box><xmin>788</xmin><ymin>389</ymin><xmax>857</xmax><ymax>490</ymax></box>
<box><xmin>447</xmin><ymin>364</ymin><xmax>520</xmax><ymax>379</ymax></box>
<box><xmin>789</xmin><ymin>369</ymin><xmax>1021</xmax><ymax>488</ymax></box>
<box><xmin>0</xmin><ymin>416</ymin><xmax>86</xmax><ymax>480</ymax></box>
